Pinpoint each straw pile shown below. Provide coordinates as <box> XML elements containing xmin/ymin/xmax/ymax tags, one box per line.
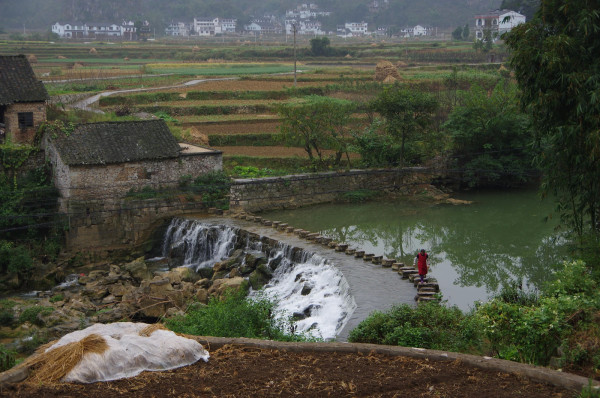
<box><xmin>139</xmin><ymin>323</ymin><xmax>168</xmax><ymax>337</ymax></box>
<box><xmin>27</xmin><ymin>54</ymin><xmax>38</xmax><ymax>63</ymax></box>
<box><xmin>89</xmin><ymin>48</ymin><xmax>98</xmax><ymax>54</ymax></box>
<box><xmin>22</xmin><ymin>334</ymin><xmax>108</xmax><ymax>383</ymax></box>
<box><xmin>375</xmin><ymin>60</ymin><xmax>401</xmax><ymax>82</ymax></box>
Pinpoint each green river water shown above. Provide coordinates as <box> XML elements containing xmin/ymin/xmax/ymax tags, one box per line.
<box><xmin>265</xmin><ymin>189</ymin><xmax>569</xmax><ymax>311</ymax></box>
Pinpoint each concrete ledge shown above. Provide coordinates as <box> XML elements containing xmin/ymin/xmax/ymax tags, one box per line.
<box><xmin>190</xmin><ymin>336</ymin><xmax>600</xmax><ymax>393</ymax></box>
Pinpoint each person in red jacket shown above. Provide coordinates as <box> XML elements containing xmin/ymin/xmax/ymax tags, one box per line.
<box><xmin>414</xmin><ymin>249</ymin><xmax>428</xmax><ymax>284</ymax></box>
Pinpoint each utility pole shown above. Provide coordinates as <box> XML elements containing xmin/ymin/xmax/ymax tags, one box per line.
<box><xmin>293</xmin><ymin>23</ymin><xmax>297</xmax><ymax>87</ymax></box>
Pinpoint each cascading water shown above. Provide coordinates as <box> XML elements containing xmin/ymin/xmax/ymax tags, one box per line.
<box><xmin>162</xmin><ymin>218</ymin><xmax>238</xmax><ymax>270</ymax></box>
<box><xmin>254</xmin><ymin>243</ymin><xmax>356</xmax><ymax>340</ymax></box>
<box><xmin>161</xmin><ymin>218</ymin><xmax>356</xmax><ymax>340</ymax></box>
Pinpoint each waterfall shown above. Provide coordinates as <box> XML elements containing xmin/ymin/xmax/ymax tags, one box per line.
<box><xmin>162</xmin><ymin>218</ymin><xmax>238</xmax><ymax>270</ymax></box>
<box><xmin>161</xmin><ymin>218</ymin><xmax>356</xmax><ymax>340</ymax></box>
<box><xmin>253</xmin><ymin>243</ymin><xmax>356</xmax><ymax>341</ymax></box>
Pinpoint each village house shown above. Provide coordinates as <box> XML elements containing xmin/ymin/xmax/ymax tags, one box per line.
<box><xmin>474</xmin><ymin>9</ymin><xmax>526</xmax><ymax>40</ymax></box>
<box><xmin>42</xmin><ymin>120</ymin><xmax>223</xmax><ymax>210</ymax></box>
<box><xmin>245</xmin><ymin>20</ymin><xmax>284</xmax><ymax>35</ymax></box>
<box><xmin>0</xmin><ymin>55</ymin><xmax>49</xmax><ymax>145</ymax></box>
<box><xmin>51</xmin><ymin>21</ymin><xmax>138</xmax><ymax>39</ymax></box>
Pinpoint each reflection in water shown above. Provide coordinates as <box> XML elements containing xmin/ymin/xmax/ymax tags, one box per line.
<box><xmin>266</xmin><ymin>190</ymin><xmax>569</xmax><ymax>310</ymax></box>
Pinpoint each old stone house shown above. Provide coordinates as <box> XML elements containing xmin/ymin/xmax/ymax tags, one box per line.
<box><xmin>0</xmin><ymin>55</ymin><xmax>49</xmax><ymax>144</ymax></box>
<box><xmin>42</xmin><ymin>120</ymin><xmax>223</xmax><ymax>209</ymax></box>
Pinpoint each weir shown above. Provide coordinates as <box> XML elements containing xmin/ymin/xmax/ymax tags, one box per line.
<box><xmin>160</xmin><ymin>216</ymin><xmax>418</xmax><ymax>341</ymax></box>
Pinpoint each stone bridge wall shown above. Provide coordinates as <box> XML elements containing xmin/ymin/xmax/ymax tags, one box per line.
<box><xmin>229</xmin><ymin>168</ymin><xmax>432</xmax><ymax>213</ymax></box>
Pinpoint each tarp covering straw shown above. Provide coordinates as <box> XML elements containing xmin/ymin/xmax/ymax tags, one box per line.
<box><xmin>23</xmin><ymin>322</ymin><xmax>209</xmax><ymax>384</ymax></box>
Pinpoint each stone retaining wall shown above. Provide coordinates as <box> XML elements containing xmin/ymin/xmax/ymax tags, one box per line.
<box><xmin>230</xmin><ymin>168</ymin><xmax>431</xmax><ymax>212</ymax></box>
<box><xmin>48</xmin><ymin>93</ymin><xmax>94</xmax><ymax>106</ymax></box>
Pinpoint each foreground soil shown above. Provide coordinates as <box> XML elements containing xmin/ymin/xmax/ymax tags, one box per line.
<box><xmin>1</xmin><ymin>344</ymin><xmax>575</xmax><ymax>398</ymax></box>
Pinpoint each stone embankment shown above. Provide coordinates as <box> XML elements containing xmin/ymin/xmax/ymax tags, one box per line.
<box><xmin>225</xmin><ymin>208</ymin><xmax>441</xmax><ymax>303</ymax></box>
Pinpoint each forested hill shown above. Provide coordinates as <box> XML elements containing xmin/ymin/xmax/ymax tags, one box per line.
<box><xmin>0</xmin><ymin>0</ymin><xmax>503</xmax><ymax>32</ymax></box>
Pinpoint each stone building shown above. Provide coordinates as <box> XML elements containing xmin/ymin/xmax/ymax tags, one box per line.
<box><xmin>42</xmin><ymin>120</ymin><xmax>223</xmax><ymax>209</ymax></box>
<box><xmin>0</xmin><ymin>55</ymin><xmax>49</xmax><ymax>144</ymax></box>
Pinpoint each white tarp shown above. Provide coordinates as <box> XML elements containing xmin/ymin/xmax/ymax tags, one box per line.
<box><xmin>45</xmin><ymin>322</ymin><xmax>209</xmax><ymax>383</ymax></box>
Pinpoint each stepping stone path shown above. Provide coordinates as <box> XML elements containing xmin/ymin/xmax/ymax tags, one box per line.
<box><xmin>230</xmin><ymin>212</ymin><xmax>442</xmax><ymax>304</ymax></box>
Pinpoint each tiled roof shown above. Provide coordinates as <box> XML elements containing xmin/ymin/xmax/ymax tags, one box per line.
<box><xmin>51</xmin><ymin>120</ymin><xmax>181</xmax><ymax>165</ymax></box>
<box><xmin>0</xmin><ymin>55</ymin><xmax>49</xmax><ymax>105</ymax></box>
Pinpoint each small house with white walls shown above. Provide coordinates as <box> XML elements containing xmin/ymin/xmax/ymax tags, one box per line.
<box><xmin>474</xmin><ymin>9</ymin><xmax>526</xmax><ymax>40</ymax></box>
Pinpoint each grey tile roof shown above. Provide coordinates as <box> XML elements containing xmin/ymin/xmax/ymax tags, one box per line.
<box><xmin>51</xmin><ymin>120</ymin><xmax>181</xmax><ymax>165</ymax></box>
<box><xmin>0</xmin><ymin>55</ymin><xmax>49</xmax><ymax>105</ymax></box>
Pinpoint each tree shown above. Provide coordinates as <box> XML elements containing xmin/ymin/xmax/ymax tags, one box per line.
<box><xmin>309</xmin><ymin>36</ymin><xmax>331</xmax><ymax>56</ymax></box>
<box><xmin>443</xmin><ymin>82</ymin><xmax>534</xmax><ymax>188</ymax></box>
<box><xmin>462</xmin><ymin>24</ymin><xmax>470</xmax><ymax>40</ymax></box>
<box><xmin>452</xmin><ymin>26</ymin><xmax>463</xmax><ymax>41</ymax></box>
<box><xmin>505</xmin><ymin>0</ymin><xmax>600</xmax><ymax>236</ymax></box>
<box><xmin>278</xmin><ymin>96</ymin><xmax>356</xmax><ymax>167</ymax></box>
<box><xmin>370</xmin><ymin>85</ymin><xmax>438</xmax><ymax>167</ymax></box>
<box><xmin>500</xmin><ymin>0</ymin><xmax>540</xmax><ymax>20</ymax></box>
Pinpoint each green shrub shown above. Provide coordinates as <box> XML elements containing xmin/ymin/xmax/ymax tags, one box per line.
<box><xmin>165</xmin><ymin>289</ymin><xmax>308</xmax><ymax>341</ymax></box>
<box><xmin>185</xmin><ymin>171</ymin><xmax>231</xmax><ymax>209</ymax></box>
<box><xmin>0</xmin><ymin>300</ymin><xmax>16</xmax><ymax>327</ymax></box>
<box><xmin>49</xmin><ymin>294</ymin><xmax>64</xmax><ymax>303</ymax></box>
<box><xmin>231</xmin><ymin>166</ymin><xmax>274</xmax><ymax>178</ymax></box>
<box><xmin>18</xmin><ymin>306</ymin><xmax>54</xmax><ymax>327</ymax></box>
<box><xmin>339</xmin><ymin>189</ymin><xmax>378</xmax><ymax>203</ymax></box>
<box><xmin>0</xmin><ymin>345</ymin><xmax>15</xmax><ymax>371</ymax></box>
<box><xmin>348</xmin><ymin>302</ymin><xmax>482</xmax><ymax>353</ymax></box>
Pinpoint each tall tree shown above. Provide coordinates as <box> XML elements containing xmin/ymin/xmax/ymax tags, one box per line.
<box><xmin>370</xmin><ymin>85</ymin><xmax>438</xmax><ymax>167</ymax></box>
<box><xmin>505</xmin><ymin>0</ymin><xmax>600</xmax><ymax>236</ymax></box>
<box><xmin>443</xmin><ymin>82</ymin><xmax>534</xmax><ymax>188</ymax></box>
<box><xmin>278</xmin><ymin>96</ymin><xmax>356</xmax><ymax>167</ymax></box>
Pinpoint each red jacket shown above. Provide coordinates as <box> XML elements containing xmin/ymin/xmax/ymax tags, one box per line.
<box><xmin>417</xmin><ymin>252</ymin><xmax>428</xmax><ymax>275</ymax></box>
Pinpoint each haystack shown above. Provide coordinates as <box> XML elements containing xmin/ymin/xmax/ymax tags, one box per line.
<box><xmin>345</xmin><ymin>54</ymin><xmax>352</xmax><ymax>58</ymax></box>
<box><xmin>383</xmin><ymin>75</ymin><xmax>397</xmax><ymax>84</ymax></box>
<box><xmin>72</xmin><ymin>62</ymin><xmax>84</xmax><ymax>69</ymax></box>
<box><xmin>396</xmin><ymin>61</ymin><xmax>408</xmax><ymax>68</ymax></box>
<box><xmin>189</xmin><ymin>126</ymin><xmax>209</xmax><ymax>146</ymax></box>
<box><xmin>57</xmin><ymin>55</ymin><xmax>67</xmax><ymax>59</ymax></box>
<box><xmin>89</xmin><ymin>47</ymin><xmax>98</xmax><ymax>55</ymax></box>
<box><xmin>27</xmin><ymin>54</ymin><xmax>38</xmax><ymax>63</ymax></box>
<box><xmin>15</xmin><ymin>322</ymin><xmax>209</xmax><ymax>384</ymax></box>
<box><xmin>192</xmin><ymin>46</ymin><xmax>200</xmax><ymax>52</ymax></box>
<box><xmin>375</xmin><ymin>60</ymin><xmax>401</xmax><ymax>82</ymax></box>
<box><xmin>124</xmin><ymin>57</ymin><xmax>130</xmax><ymax>61</ymax></box>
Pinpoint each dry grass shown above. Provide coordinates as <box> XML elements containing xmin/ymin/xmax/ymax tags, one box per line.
<box><xmin>21</xmin><ymin>334</ymin><xmax>108</xmax><ymax>384</ymax></box>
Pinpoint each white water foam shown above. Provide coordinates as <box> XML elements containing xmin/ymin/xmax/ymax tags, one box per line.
<box><xmin>162</xmin><ymin>219</ymin><xmax>356</xmax><ymax>340</ymax></box>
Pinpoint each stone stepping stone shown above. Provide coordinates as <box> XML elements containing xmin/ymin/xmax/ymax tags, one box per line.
<box><xmin>354</xmin><ymin>251</ymin><xmax>365</xmax><ymax>258</ymax></box>
<box><xmin>335</xmin><ymin>244</ymin><xmax>348</xmax><ymax>252</ymax></box>
<box><xmin>262</xmin><ymin>220</ymin><xmax>272</xmax><ymax>226</ymax></box>
<box><xmin>277</xmin><ymin>223</ymin><xmax>289</xmax><ymax>231</ymax></box>
<box><xmin>401</xmin><ymin>269</ymin><xmax>419</xmax><ymax>279</ymax></box>
<box><xmin>286</xmin><ymin>226</ymin><xmax>295</xmax><ymax>233</ymax></box>
<box><xmin>363</xmin><ymin>253</ymin><xmax>374</xmax><ymax>261</ymax></box>
<box><xmin>345</xmin><ymin>248</ymin><xmax>356</xmax><ymax>255</ymax></box>
<box><xmin>382</xmin><ymin>259</ymin><xmax>395</xmax><ymax>267</ymax></box>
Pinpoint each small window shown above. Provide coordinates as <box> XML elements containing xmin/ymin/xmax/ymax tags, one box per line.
<box><xmin>18</xmin><ymin>112</ymin><xmax>34</xmax><ymax>129</ymax></box>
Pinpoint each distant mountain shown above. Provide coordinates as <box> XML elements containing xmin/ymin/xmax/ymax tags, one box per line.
<box><xmin>0</xmin><ymin>0</ymin><xmax>504</xmax><ymax>33</ymax></box>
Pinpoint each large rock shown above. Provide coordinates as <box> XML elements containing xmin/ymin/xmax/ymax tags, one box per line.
<box><xmin>248</xmin><ymin>264</ymin><xmax>273</xmax><ymax>290</ymax></box>
<box><xmin>208</xmin><ymin>277</ymin><xmax>247</xmax><ymax>297</ymax></box>
<box><xmin>124</xmin><ymin>257</ymin><xmax>152</xmax><ymax>282</ymax></box>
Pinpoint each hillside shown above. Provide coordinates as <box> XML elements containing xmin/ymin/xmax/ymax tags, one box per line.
<box><xmin>1</xmin><ymin>0</ymin><xmax>501</xmax><ymax>33</ymax></box>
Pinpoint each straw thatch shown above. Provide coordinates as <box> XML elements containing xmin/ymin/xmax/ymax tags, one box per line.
<box><xmin>22</xmin><ymin>334</ymin><xmax>108</xmax><ymax>383</ymax></box>
<box><xmin>139</xmin><ymin>323</ymin><xmax>168</xmax><ymax>337</ymax></box>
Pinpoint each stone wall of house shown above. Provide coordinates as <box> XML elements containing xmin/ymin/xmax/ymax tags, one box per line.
<box><xmin>56</xmin><ymin>152</ymin><xmax>222</xmax><ymax>201</ymax></box>
<box><xmin>63</xmin><ymin>197</ymin><xmax>210</xmax><ymax>254</ymax></box>
<box><xmin>230</xmin><ymin>168</ymin><xmax>433</xmax><ymax>212</ymax></box>
<box><xmin>4</xmin><ymin>102</ymin><xmax>46</xmax><ymax>144</ymax></box>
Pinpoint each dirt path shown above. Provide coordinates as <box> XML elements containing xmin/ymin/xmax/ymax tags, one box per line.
<box><xmin>1</xmin><ymin>344</ymin><xmax>576</xmax><ymax>397</ymax></box>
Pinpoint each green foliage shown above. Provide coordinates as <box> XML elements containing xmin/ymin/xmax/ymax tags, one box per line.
<box><xmin>125</xmin><ymin>186</ymin><xmax>160</xmax><ymax>200</ymax></box>
<box><xmin>154</xmin><ymin>111</ymin><xmax>179</xmax><ymax>124</ymax></box>
<box><xmin>165</xmin><ymin>289</ymin><xmax>308</xmax><ymax>341</ymax></box>
<box><xmin>231</xmin><ymin>166</ymin><xmax>274</xmax><ymax>178</ymax></box>
<box><xmin>348</xmin><ymin>302</ymin><xmax>482</xmax><ymax>353</ymax></box>
<box><xmin>443</xmin><ymin>82</ymin><xmax>535</xmax><ymax>188</ymax></box>
<box><xmin>0</xmin><ymin>300</ymin><xmax>16</xmax><ymax>327</ymax></box>
<box><xmin>476</xmin><ymin>261</ymin><xmax>600</xmax><ymax>365</ymax></box>
<box><xmin>278</xmin><ymin>95</ymin><xmax>356</xmax><ymax>168</ymax></box>
<box><xmin>180</xmin><ymin>171</ymin><xmax>231</xmax><ymax>209</ymax></box>
<box><xmin>0</xmin><ymin>345</ymin><xmax>15</xmax><ymax>372</ymax></box>
<box><xmin>351</xmin><ymin>121</ymin><xmax>403</xmax><ymax>167</ymax></box>
<box><xmin>370</xmin><ymin>85</ymin><xmax>438</xmax><ymax>167</ymax></box>
<box><xmin>49</xmin><ymin>294</ymin><xmax>64</xmax><ymax>303</ymax></box>
<box><xmin>310</xmin><ymin>36</ymin><xmax>331</xmax><ymax>56</ymax></box>
<box><xmin>505</xmin><ymin>0</ymin><xmax>600</xmax><ymax>237</ymax></box>
<box><xmin>208</xmin><ymin>133</ymin><xmax>283</xmax><ymax>147</ymax></box>
<box><xmin>18</xmin><ymin>306</ymin><xmax>54</xmax><ymax>327</ymax></box>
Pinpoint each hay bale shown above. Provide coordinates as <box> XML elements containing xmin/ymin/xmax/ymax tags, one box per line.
<box><xmin>375</xmin><ymin>60</ymin><xmax>401</xmax><ymax>82</ymax></box>
<box><xmin>189</xmin><ymin>126</ymin><xmax>209</xmax><ymax>146</ymax></box>
<box><xmin>27</xmin><ymin>54</ymin><xmax>38</xmax><ymax>63</ymax></box>
<box><xmin>396</xmin><ymin>61</ymin><xmax>408</xmax><ymax>68</ymax></box>
<box><xmin>123</xmin><ymin>57</ymin><xmax>130</xmax><ymax>61</ymax></box>
<box><xmin>383</xmin><ymin>75</ymin><xmax>397</xmax><ymax>84</ymax></box>
<box><xmin>72</xmin><ymin>62</ymin><xmax>84</xmax><ymax>69</ymax></box>
<box><xmin>192</xmin><ymin>46</ymin><xmax>200</xmax><ymax>52</ymax></box>
<box><xmin>89</xmin><ymin>47</ymin><xmax>98</xmax><ymax>54</ymax></box>
<box><xmin>345</xmin><ymin>54</ymin><xmax>352</xmax><ymax>58</ymax></box>
<box><xmin>23</xmin><ymin>334</ymin><xmax>108</xmax><ymax>383</ymax></box>
<box><xmin>57</xmin><ymin>55</ymin><xmax>67</xmax><ymax>59</ymax></box>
